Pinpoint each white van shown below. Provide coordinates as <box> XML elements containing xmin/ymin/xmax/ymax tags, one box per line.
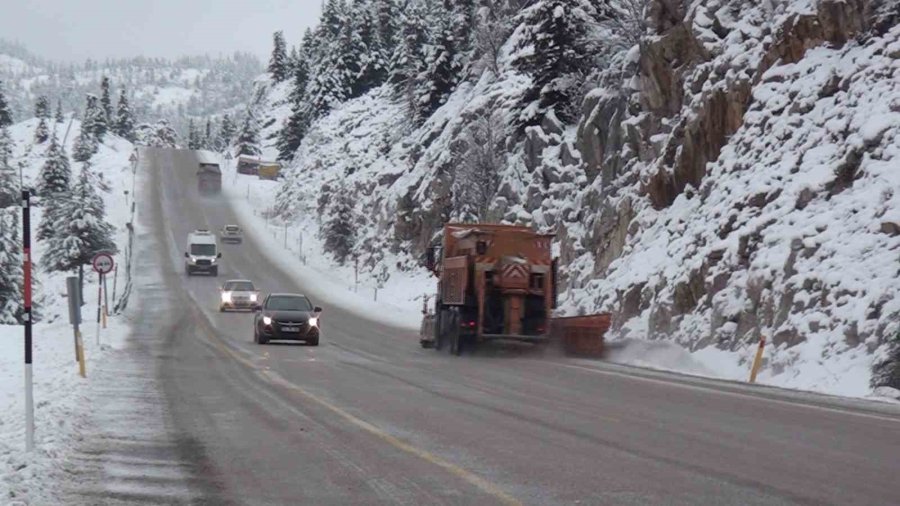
<box><xmin>185</xmin><ymin>229</ymin><xmax>221</xmax><ymax>276</ymax></box>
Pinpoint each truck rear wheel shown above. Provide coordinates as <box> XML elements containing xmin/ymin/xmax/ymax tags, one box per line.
<box><xmin>448</xmin><ymin>310</ymin><xmax>462</xmax><ymax>356</ymax></box>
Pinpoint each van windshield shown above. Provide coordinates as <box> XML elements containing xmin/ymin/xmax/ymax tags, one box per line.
<box><xmin>190</xmin><ymin>244</ymin><xmax>216</xmax><ymax>256</ymax></box>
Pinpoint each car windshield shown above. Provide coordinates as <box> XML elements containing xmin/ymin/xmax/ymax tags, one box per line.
<box><xmin>225</xmin><ymin>226</ymin><xmax>240</xmax><ymax>232</ymax></box>
<box><xmin>225</xmin><ymin>281</ymin><xmax>254</xmax><ymax>291</ymax></box>
<box><xmin>190</xmin><ymin>244</ymin><xmax>216</xmax><ymax>256</ymax></box>
<box><xmin>266</xmin><ymin>296</ymin><xmax>312</xmax><ymax>311</ymax></box>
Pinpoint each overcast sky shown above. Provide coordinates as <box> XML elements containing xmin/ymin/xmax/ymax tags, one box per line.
<box><xmin>0</xmin><ymin>0</ymin><xmax>323</xmax><ymax>62</ymax></box>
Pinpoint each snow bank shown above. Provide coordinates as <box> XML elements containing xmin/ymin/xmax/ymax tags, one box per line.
<box><xmin>0</xmin><ymin>118</ymin><xmax>137</xmax><ymax>503</ymax></box>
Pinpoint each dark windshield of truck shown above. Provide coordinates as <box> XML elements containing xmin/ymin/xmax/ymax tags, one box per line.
<box><xmin>265</xmin><ymin>296</ymin><xmax>312</xmax><ymax>311</ymax></box>
<box><xmin>225</xmin><ymin>281</ymin><xmax>255</xmax><ymax>291</ymax></box>
<box><xmin>190</xmin><ymin>244</ymin><xmax>216</xmax><ymax>256</ymax></box>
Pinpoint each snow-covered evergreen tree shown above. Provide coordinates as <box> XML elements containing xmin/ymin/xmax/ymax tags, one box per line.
<box><xmin>389</xmin><ymin>5</ymin><xmax>428</xmax><ymax>119</ymax></box>
<box><xmin>235</xmin><ymin>111</ymin><xmax>261</xmax><ymax>157</ymax></box>
<box><xmin>37</xmin><ymin>132</ymin><xmax>71</xmax><ymax>199</ymax></box>
<box><xmin>100</xmin><ymin>76</ymin><xmax>114</xmax><ymax>123</ymax></box>
<box><xmin>187</xmin><ymin>119</ymin><xmax>202</xmax><ymax>149</ymax></box>
<box><xmin>376</xmin><ymin>0</ymin><xmax>399</xmax><ymax>55</ymax></box>
<box><xmin>218</xmin><ymin>114</ymin><xmax>236</xmax><ymax>150</ymax></box>
<box><xmin>203</xmin><ymin>118</ymin><xmax>213</xmax><ymax>149</ymax></box>
<box><xmin>114</xmin><ymin>89</ymin><xmax>135</xmax><ymax>141</ymax></box>
<box><xmin>268</xmin><ymin>31</ymin><xmax>289</xmax><ymax>82</ymax></box>
<box><xmin>277</xmin><ymin>33</ymin><xmax>314</xmax><ymax>161</ymax></box>
<box><xmin>416</xmin><ymin>4</ymin><xmax>460</xmax><ymax>120</ymax></box>
<box><xmin>135</xmin><ymin>120</ymin><xmax>179</xmax><ymax>148</ymax></box>
<box><xmin>34</xmin><ymin>117</ymin><xmax>50</xmax><ymax>144</ymax></box>
<box><xmin>55</xmin><ymin>98</ymin><xmax>65</xmax><ymax>123</ymax></box>
<box><xmin>452</xmin><ymin>106</ymin><xmax>504</xmax><ymax>220</ymax></box>
<box><xmin>72</xmin><ymin>124</ymin><xmax>99</xmax><ymax>162</ymax></box>
<box><xmin>352</xmin><ymin>0</ymin><xmax>388</xmax><ymax>96</ymax></box>
<box><xmin>42</xmin><ymin>162</ymin><xmax>117</xmax><ymax>273</ymax></box>
<box><xmin>0</xmin><ymin>130</ymin><xmax>18</xmax><ymax>208</ymax></box>
<box><xmin>0</xmin><ymin>208</ymin><xmax>25</xmax><ymax>324</ymax></box>
<box><xmin>451</xmin><ymin>0</ymin><xmax>477</xmax><ymax>57</ymax></box>
<box><xmin>35</xmin><ymin>96</ymin><xmax>51</xmax><ymax>119</ymax></box>
<box><xmin>322</xmin><ymin>185</ymin><xmax>356</xmax><ymax>265</ymax></box>
<box><xmin>512</xmin><ymin>0</ymin><xmax>594</xmax><ymax>126</ymax></box>
<box><xmin>83</xmin><ymin>94</ymin><xmax>108</xmax><ymax>140</ymax></box>
<box><xmin>0</xmin><ymin>80</ymin><xmax>12</xmax><ymax>128</ymax></box>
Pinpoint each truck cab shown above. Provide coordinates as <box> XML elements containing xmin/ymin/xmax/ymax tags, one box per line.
<box><xmin>185</xmin><ymin>229</ymin><xmax>221</xmax><ymax>276</ymax></box>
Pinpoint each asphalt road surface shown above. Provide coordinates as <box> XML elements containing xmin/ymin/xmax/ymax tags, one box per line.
<box><xmin>75</xmin><ymin>148</ymin><xmax>900</xmax><ymax>505</ymax></box>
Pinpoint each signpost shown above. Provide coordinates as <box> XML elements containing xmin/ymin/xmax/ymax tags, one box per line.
<box><xmin>92</xmin><ymin>253</ymin><xmax>114</xmax><ymax>346</ymax></box>
<box><xmin>22</xmin><ymin>190</ymin><xmax>34</xmax><ymax>452</ymax></box>
<box><xmin>67</xmin><ymin>276</ymin><xmax>86</xmax><ymax>378</ymax></box>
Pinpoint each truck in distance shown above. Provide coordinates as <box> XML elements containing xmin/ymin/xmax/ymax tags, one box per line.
<box><xmin>196</xmin><ymin>151</ymin><xmax>222</xmax><ymax>195</ymax></box>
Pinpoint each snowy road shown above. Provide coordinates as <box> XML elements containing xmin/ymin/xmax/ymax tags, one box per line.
<box><xmin>75</xmin><ymin>148</ymin><xmax>900</xmax><ymax>505</ymax></box>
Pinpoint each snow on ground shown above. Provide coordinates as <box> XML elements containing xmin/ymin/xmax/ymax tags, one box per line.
<box><xmin>214</xmin><ymin>150</ymin><xmax>429</xmax><ymax>329</ymax></box>
<box><xmin>0</xmin><ymin>118</ymin><xmax>137</xmax><ymax>504</ymax></box>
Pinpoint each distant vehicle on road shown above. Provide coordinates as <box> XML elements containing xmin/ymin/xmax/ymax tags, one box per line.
<box><xmin>254</xmin><ymin>293</ymin><xmax>322</xmax><ymax>346</ymax></box>
<box><xmin>236</xmin><ymin>155</ymin><xmax>261</xmax><ymax>175</ymax></box>
<box><xmin>185</xmin><ymin>229</ymin><xmax>221</xmax><ymax>276</ymax></box>
<box><xmin>257</xmin><ymin>162</ymin><xmax>282</xmax><ymax>181</ymax></box>
<box><xmin>220</xmin><ymin>224</ymin><xmax>243</xmax><ymax>244</ymax></box>
<box><xmin>197</xmin><ymin>152</ymin><xmax>222</xmax><ymax>195</ymax></box>
<box><xmin>219</xmin><ymin>279</ymin><xmax>260</xmax><ymax>312</ymax></box>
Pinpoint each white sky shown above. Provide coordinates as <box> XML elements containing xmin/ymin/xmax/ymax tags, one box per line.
<box><xmin>0</xmin><ymin>0</ymin><xmax>323</xmax><ymax>62</ymax></box>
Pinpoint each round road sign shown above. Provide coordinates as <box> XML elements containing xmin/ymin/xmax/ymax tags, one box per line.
<box><xmin>92</xmin><ymin>253</ymin><xmax>115</xmax><ymax>274</ymax></box>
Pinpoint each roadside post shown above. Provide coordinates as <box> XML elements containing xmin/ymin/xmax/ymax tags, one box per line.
<box><xmin>749</xmin><ymin>335</ymin><xmax>766</xmax><ymax>383</ymax></box>
<box><xmin>354</xmin><ymin>256</ymin><xmax>359</xmax><ymax>293</ymax></box>
<box><xmin>22</xmin><ymin>190</ymin><xmax>34</xmax><ymax>452</ymax></box>
<box><xmin>112</xmin><ymin>264</ymin><xmax>118</xmax><ymax>304</ymax></box>
<box><xmin>67</xmin><ymin>276</ymin><xmax>86</xmax><ymax>377</ymax></box>
<box><xmin>92</xmin><ymin>253</ymin><xmax>115</xmax><ymax>345</ymax></box>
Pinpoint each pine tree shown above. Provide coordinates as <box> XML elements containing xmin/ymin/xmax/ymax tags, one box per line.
<box><xmin>322</xmin><ymin>185</ymin><xmax>356</xmax><ymax>264</ymax></box>
<box><xmin>35</xmin><ymin>96</ymin><xmax>51</xmax><ymax>119</ymax></box>
<box><xmin>42</xmin><ymin>162</ymin><xmax>117</xmax><ymax>273</ymax></box>
<box><xmin>34</xmin><ymin>118</ymin><xmax>50</xmax><ymax>144</ymax></box>
<box><xmin>187</xmin><ymin>119</ymin><xmax>201</xmax><ymax>149</ymax></box>
<box><xmin>352</xmin><ymin>0</ymin><xmax>388</xmax><ymax>96</ymax></box>
<box><xmin>389</xmin><ymin>5</ymin><xmax>428</xmax><ymax>118</ymax></box>
<box><xmin>114</xmin><ymin>89</ymin><xmax>136</xmax><ymax>141</ymax></box>
<box><xmin>0</xmin><ymin>209</ymin><xmax>26</xmax><ymax>324</ymax></box>
<box><xmin>73</xmin><ymin>124</ymin><xmax>99</xmax><ymax>162</ymax></box>
<box><xmin>268</xmin><ymin>31</ymin><xmax>289</xmax><ymax>82</ymax></box>
<box><xmin>376</xmin><ymin>0</ymin><xmax>399</xmax><ymax>55</ymax></box>
<box><xmin>277</xmin><ymin>33</ymin><xmax>314</xmax><ymax>161</ymax></box>
<box><xmin>234</xmin><ymin>111</ymin><xmax>261</xmax><ymax>157</ymax></box>
<box><xmin>204</xmin><ymin>118</ymin><xmax>213</xmax><ymax>149</ymax></box>
<box><xmin>218</xmin><ymin>114</ymin><xmax>236</xmax><ymax>149</ymax></box>
<box><xmin>512</xmin><ymin>0</ymin><xmax>594</xmax><ymax>126</ymax></box>
<box><xmin>0</xmin><ymin>80</ymin><xmax>12</xmax><ymax>128</ymax></box>
<box><xmin>451</xmin><ymin>0</ymin><xmax>477</xmax><ymax>57</ymax></box>
<box><xmin>55</xmin><ymin>99</ymin><xmax>64</xmax><ymax>123</ymax></box>
<box><xmin>100</xmin><ymin>76</ymin><xmax>114</xmax><ymax>124</ymax></box>
<box><xmin>416</xmin><ymin>5</ymin><xmax>460</xmax><ymax>120</ymax></box>
<box><xmin>0</xmin><ymin>129</ymin><xmax>18</xmax><ymax>208</ymax></box>
<box><xmin>83</xmin><ymin>94</ymin><xmax>108</xmax><ymax>140</ymax></box>
<box><xmin>37</xmin><ymin>132</ymin><xmax>71</xmax><ymax>200</ymax></box>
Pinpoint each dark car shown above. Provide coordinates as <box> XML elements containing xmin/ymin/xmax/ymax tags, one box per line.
<box><xmin>253</xmin><ymin>293</ymin><xmax>322</xmax><ymax>345</ymax></box>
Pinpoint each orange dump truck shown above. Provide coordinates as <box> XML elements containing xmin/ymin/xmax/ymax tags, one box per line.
<box><xmin>420</xmin><ymin>223</ymin><xmax>610</xmax><ymax>356</ymax></box>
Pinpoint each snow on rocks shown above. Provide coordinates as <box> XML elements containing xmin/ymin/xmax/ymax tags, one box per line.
<box><xmin>563</xmin><ymin>22</ymin><xmax>900</xmax><ymax>397</ymax></box>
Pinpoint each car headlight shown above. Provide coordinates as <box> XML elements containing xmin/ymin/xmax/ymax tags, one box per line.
<box><xmin>308</xmin><ymin>317</ymin><xmax>318</xmax><ymax>327</ymax></box>
<box><xmin>250</xmin><ymin>293</ymin><xmax>258</xmax><ymax>302</ymax></box>
<box><xmin>262</xmin><ymin>316</ymin><xmax>272</xmax><ymax>325</ymax></box>
<box><xmin>221</xmin><ymin>292</ymin><xmax>232</xmax><ymax>303</ymax></box>
<box><xmin>189</xmin><ymin>256</ymin><xmax>197</xmax><ymax>263</ymax></box>
<box><xmin>211</xmin><ymin>256</ymin><xmax>217</xmax><ymax>263</ymax></box>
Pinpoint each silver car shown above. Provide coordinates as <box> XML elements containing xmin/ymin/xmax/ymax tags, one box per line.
<box><xmin>219</xmin><ymin>279</ymin><xmax>260</xmax><ymax>312</ymax></box>
<box><xmin>220</xmin><ymin>224</ymin><xmax>243</xmax><ymax>244</ymax></box>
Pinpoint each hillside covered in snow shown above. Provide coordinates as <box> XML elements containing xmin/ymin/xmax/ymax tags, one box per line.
<box><xmin>0</xmin><ymin>39</ymin><xmax>262</xmax><ymax>136</ymax></box>
<box><xmin>241</xmin><ymin>0</ymin><xmax>900</xmax><ymax>397</ymax></box>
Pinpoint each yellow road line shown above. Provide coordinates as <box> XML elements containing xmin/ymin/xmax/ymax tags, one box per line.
<box><xmin>208</xmin><ymin>334</ymin><xmax>521</xmax><ymax>506</ymax></box>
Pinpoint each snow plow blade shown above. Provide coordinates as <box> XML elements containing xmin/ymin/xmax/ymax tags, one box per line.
<box><xmin>550</xmin><ymin>314</ymin><xmax>611</xmax><ymax>357</ymax></box>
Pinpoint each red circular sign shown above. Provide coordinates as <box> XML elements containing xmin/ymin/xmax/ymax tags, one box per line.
<box><xmin>92</xmin><ymin>253</ymin><xmax>115</xmax><ymax>274</ymax></box>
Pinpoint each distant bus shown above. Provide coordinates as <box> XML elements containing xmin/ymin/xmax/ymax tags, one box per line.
<box><xmin>237</xmin><ymin>156</ymin><xmax>261</xmax><ymax>175</ymax></box>
<box><xmin>196</xmin><ymin>151</ymin><xmax>222</xmax><ymax>195</ymax></box>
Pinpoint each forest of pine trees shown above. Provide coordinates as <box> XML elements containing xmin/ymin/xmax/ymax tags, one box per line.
<box><xmin>271</xmin><ymin>0</ymin><xmax>606</xmax><ymax>161</ymax></box>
